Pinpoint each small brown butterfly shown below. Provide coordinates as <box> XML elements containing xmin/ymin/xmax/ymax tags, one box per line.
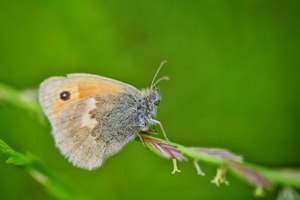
<box><xmin>39</xmin><ymin>62</ymin><xmax>169</xmax><ymax>170</ymax></box>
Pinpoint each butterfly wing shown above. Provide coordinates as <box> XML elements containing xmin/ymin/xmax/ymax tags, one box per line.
<box><xmin>39</xmin><ymin>73</ymin><xmax>140</xmax><ymax>170</ymax></box>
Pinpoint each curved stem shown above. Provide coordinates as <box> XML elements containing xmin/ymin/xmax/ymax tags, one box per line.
<box><xmin>141</xmin><ymin>134</ymin><xmax>300</xmax><ymax>190</ymax></box>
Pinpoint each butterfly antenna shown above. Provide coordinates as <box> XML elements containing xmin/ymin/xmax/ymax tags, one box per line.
<box><xmin>152</xmin><ymin>76</ymin><xmax>170</xmax><ymax>88</ymax></box>
<box><xmin>151</xmin><ymin>60</ymin><xmax>167</xmax><ymax>89</ymax></box>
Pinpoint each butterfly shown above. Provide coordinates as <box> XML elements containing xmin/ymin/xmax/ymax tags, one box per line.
<box><xmin>39</xmin><ymin>61</ymin><xmax>169</xmax><ymax>170</ymax></box>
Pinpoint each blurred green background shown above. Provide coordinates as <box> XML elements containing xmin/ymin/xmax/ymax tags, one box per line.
<box><xmin>0</xmin><ymin>0</ymin><xmax>299</xmax><ymax>199</ymax></box>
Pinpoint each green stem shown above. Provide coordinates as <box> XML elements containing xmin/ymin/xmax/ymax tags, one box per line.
<box><xmin>0</xmin><ymin>139</ymin><xmax>79</xmax><ymax>200</ymax></box>
<box><xmin>141</xmin><ymin>134</ymin><xmax>300</xmax><ymax>189</ymax></box>
<box><xmin>0</xmin><ymin>83</ymin><xmax>42</xmax><ymax>114</ymax></box>
<box><xmin>248</xmin><ymin>164</ymin><xmax>300</xmax><ymax>189</ymax></box>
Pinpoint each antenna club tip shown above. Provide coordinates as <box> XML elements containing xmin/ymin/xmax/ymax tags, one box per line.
<box><xmin>161</xmin><ymin>60</ymin><xmax>168</xmax><ymax>64</ymax></box>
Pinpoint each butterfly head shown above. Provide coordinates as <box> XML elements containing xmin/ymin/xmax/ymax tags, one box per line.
<box><xmin>148</xmin><ymin>87</ymin><xmax>161</xmax><ymax>106</ymax></box>
<box><xmin>137</xmin><ymin>88</ymin><xmax>161</xmax><ymax>130</ymax></box>
<box><xmin>140</xmin><ymin>88</ymin><xmax>161</xmax><ymax>109</ymax></box>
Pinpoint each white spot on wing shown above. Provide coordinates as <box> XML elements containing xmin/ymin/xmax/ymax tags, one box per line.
<box><xmin>81</xmin><ymin>97</ymin><xmax>98</xmax><ymax>129</ymax></box>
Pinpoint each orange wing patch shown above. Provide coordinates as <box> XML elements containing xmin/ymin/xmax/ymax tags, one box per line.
<box><xmin>78</xmin><ymin>79</ymin><xmax>124</xmax><ymax>98</ymax></box>
<box><xmin>52</xmin><ymin>78</ymin><xmax>125</xmax><ymax>115</ymax></box>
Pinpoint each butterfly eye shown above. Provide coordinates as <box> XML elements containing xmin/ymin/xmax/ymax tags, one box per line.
<box><xmin>59</xmin><ymin>91</ymin><xmax>71</xmax><ymax>101</ymax></box>
<box><xmin>154</xmin><ymin>99</ymin><xmax>160</xmax><ymax>106</ymax></box>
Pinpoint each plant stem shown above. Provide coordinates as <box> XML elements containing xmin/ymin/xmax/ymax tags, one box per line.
<box><xmin>248</xmin><ymin>164</ymin><xmax>300</xmax><ymax>189</ymax></box>
<box><xmin>0</xmin><ymin>139</ymin><xmax>79</xmax><ymax>200</ymax></box>
<box><xmin>0</xmin><ymin>83</ymin><xmax>42</xmax><ymax>114</ymax></box>
<box><xmin>141</xmin><ymin>134</ymin><xmax>300</xmax><ymax>189</ymax></box>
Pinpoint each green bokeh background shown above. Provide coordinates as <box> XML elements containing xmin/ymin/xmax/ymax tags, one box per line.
<box><xmin>0</xmin><ymin>0</ymin><xmax>299</xmax><ymax>199</ymax></box>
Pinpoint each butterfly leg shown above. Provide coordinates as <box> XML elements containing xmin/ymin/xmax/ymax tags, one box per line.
<box><xmin>136</xmin><ymin>132</ymin><xmax>146</xmax><ymax>148</ymax></box>
<box><xmin>151</xmin><ymin>120</ymin><xmax>170</xmax><ymax>141</ymax></box>
<box><xmin>152</xmin><ymin>120</ymin><xmax>181</xmax><ymax>174</ymax></box>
